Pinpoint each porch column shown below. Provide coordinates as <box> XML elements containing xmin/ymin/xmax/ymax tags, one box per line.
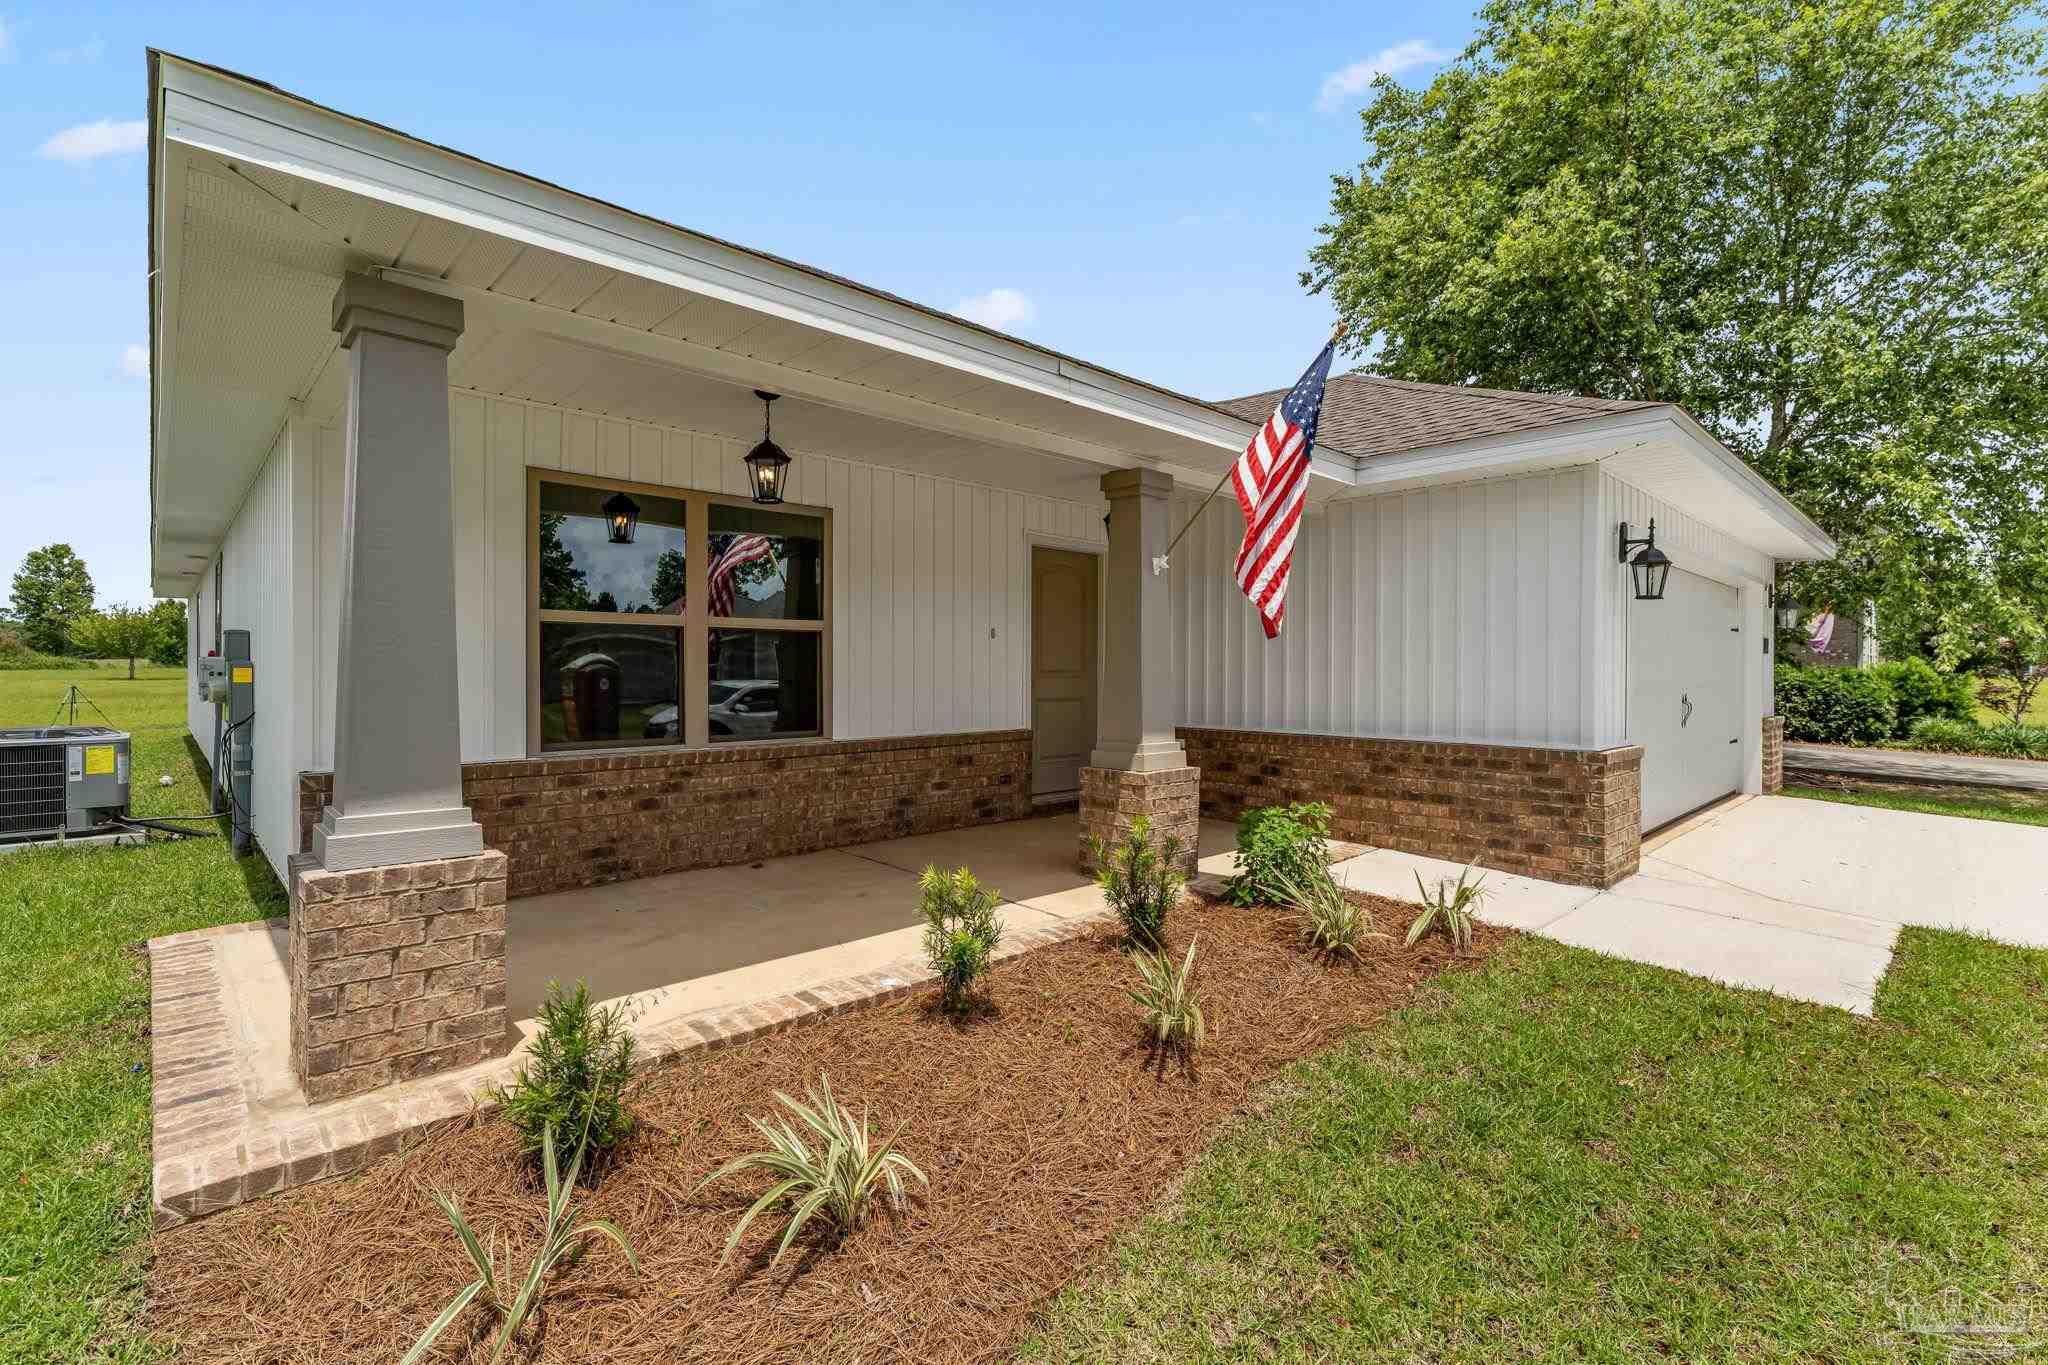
<box><xmin>1079</xmin><ymin>467</ymin><xmax>1200</xmax><ymax>875</ymax></box>
<box><xmin>290</xmin><ymin>274</ymin><xmax>506</xmax><ymax>1104</ymax></box>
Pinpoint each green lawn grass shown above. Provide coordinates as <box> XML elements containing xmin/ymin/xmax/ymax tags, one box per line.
<box><xmin>0</xmin><ymin>665</ymin><xmax>282</xmax><ymax>1363</ymax></box>
<box><xmin>1785</xmin><ymin>782</ymin><xmax>2048</xmax><ymax>828</ymax></box>
<box><xmin>1022</xmin><ymin>928</ymin><xmax>2048</xmax><ymax>1363</ymax></box>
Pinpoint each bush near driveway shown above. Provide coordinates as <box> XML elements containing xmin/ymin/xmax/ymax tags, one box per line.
<box><xmin>1775</xmin><ymin>663</ymin><xmax>1897</xmax><ymax>744</ymax></box>
<box><xmin>0</xmin><ymin>665</ymin><xmax>283</xmax><ymax>1362</ymax></box>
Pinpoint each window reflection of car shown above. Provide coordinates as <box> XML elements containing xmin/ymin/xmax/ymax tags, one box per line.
<box><xmin>639</xmin><ymin>680</ymin><xmax>780</xmax><ymax>740</ymax></box>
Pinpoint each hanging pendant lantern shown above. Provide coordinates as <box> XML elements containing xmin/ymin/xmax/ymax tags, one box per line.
<box><xmin>744</xmin><ymin>390</ymin><xmax>791</xmax><ymax>504</ymax></box>
<box><xmin>602</xmin><ymin>490</ymin><xmax>641</xmax><ymax>545</ymax></box>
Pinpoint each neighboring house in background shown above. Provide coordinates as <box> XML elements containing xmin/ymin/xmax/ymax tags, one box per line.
<box><xmin>1779</xmin><ymin>600</ymin><xmax>1880</xmax><ymax>668</ymax></box>
<box><xmin>146</xmin><ymin>53</ymin><xmax>1831</xmax><ymax>1106</ymax></box>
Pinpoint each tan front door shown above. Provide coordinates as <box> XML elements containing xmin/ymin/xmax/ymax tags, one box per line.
<box><xmin>1031</xmin><ymin>547</ymin><xmax>1099</xmax><ymax>799</ymax></box>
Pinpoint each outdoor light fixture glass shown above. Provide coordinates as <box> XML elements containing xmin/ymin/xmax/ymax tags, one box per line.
<box><xmin>602</xmin><ymin>490</ymin><xmax>641</xmax><ymax>545</ymax></box>
<box><xmin>744</xmin><ymin>390</ymin><xmax>791</xmax><ymax>504</ymax></box>
<box><xmin>1617</xmin><ymin>519</ymin><xmax>1672</xmax><ymax>601</ymax></box>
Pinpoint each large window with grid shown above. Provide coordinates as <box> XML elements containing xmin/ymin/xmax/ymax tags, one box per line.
<box><xmin>528</xmin><ymin>471</ymin><xmax>828</xmax><ymax>752</ymax></box>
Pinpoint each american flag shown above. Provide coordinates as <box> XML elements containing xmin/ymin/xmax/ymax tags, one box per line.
<box><xmin>708</xmin><ymin>533</ymin><xmax>778</xmax><ymax>618</ymax></box>
<box><xmin>1231</xmin><ymin>340</ymin><xmax>1335</xmax><ymax>639</ymax></box>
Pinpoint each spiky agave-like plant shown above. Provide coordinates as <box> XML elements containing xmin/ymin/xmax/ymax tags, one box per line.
<box><xmin>1273</xmin><ymin>864</ymin><xmax>1376</xmax><ymax>961</ymax></box>
<box><xmin>1407</xmin><ymin>860</ymin><xmax>1489</xmax><ymax>953</ymax></box>
<box><xmin>401</xmin><ymin>1118</ymin><xmax>640</xmax><ymax>1365</ymax></box>
<box><xmin>1128</xmin><ymin>936</ymin><xmax>1206</xmax><ymax>1052</ymax></box>
<box><xmin>699</xmin><ymin>1075</ymin><xmax>928</xmax><ymax>1268</ymax></box>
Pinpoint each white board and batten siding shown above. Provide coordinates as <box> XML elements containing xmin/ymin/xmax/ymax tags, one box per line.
<box><xmin>1173</xmin><ymin>466</ymin><xmax>1607</xmax><ymax>749</ymax></box>
<box><xmin>186</xmin><ymin>420</ymin><xmax>313</xmax><ymax>880</ymax></box>
<box><xmin>292</xmin><ymin>390</ymin><xmax>1110</xmax><ymax>775</ymax></box>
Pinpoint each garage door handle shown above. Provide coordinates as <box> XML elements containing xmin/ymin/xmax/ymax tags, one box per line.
<box><xmin>1729</xmin><ymin>738</ymin><xmax>1738</xmax><ymax>744</ymax></box>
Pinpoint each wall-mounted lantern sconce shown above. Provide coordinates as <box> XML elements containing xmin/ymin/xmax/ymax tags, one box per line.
<box><xmin>602</xmin><ymin>490</ymin><xmax>640</xmax><ymax>545</ymax></box>
<box><xmin>1617</xmin><ymin>519</ymin><xmax>1672</xmax><ymax>600</ymax></box>
<box><xmin>744</xmin><ymin>390</ymin><xmax>792</xmax><ymax>504</ymax></box>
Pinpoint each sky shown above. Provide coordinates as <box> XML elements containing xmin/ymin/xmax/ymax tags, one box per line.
<box><xmin>0</xmin><ymin>2</ymin><xmax>1473</xmax><ymax>606</ymax></box>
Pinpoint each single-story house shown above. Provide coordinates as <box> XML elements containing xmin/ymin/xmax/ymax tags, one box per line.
<box><xmin>147</xmin><ymin>52</ymin><xmax>1833</xmax><ymax>1103</ymax></box>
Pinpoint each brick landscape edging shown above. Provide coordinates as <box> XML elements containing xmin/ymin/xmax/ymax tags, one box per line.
<box><xmin>1178</xmin><ymin>727</ymin><xmax>1644</xmax><ymax>888</ymax></box>
<box><xmin>299</xmin><ymin>730</ymin><xmax>1033</xmax><ymax>900</ymax></box>
<box><xmin>150</xmin><ymin>901</ymin><xmax>1108</xmax><ymax>1228</ymax></box>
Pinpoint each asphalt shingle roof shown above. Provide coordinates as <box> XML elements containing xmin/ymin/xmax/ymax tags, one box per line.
<box><xmin>1213</xmin><ymin>372</ymin><xmax>1660</xmax><ymax>460</ymax></box>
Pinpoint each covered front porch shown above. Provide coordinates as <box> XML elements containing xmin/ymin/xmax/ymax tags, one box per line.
<box><xmin>149</xmin><ymin>812</ymin><xmax>1237</xmax><ymax>1223</ymax></box>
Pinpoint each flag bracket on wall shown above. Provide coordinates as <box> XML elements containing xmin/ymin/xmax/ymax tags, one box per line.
<box><xmin>1150</xmin><ymin>328</ymin><xmax>1341</xmax><ymax>629</ymax></box>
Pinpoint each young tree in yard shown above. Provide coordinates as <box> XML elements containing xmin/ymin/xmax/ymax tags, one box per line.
<box><xmin>1971</xmin><ymin>596</ymin><xmax>2048</xmax><ymax>726</ymax></box>
<box><xmin>147</xmin><ymin>599</ymin><xmax>188</xmax><ymax>667</ymax></box>
<box><xmin>9</xmin><ymin>544</ymin><xmax>96</xmax><ymax>655</ymax></box>
<box><xmin>1307</xmin><ymin>0</ymin><xmax>2048</xmax><ymax>658</ymax></box>
<box><xmin>73</xmin><ymin>605</ymin><xmax>162</xmax><ymax>680</ymax></box>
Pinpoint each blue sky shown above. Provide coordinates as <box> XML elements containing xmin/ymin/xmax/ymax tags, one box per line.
<box><xmin>0</xmin><ymin>2</ymin><xmax>1470</xmax><ymax>605</ymax></box>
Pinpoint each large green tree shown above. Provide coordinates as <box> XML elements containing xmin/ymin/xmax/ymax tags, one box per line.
<box><xmin>9</xmin><ymin>544</ymin><xmax>96</xmax><ymax>656</ymax></box>
<box><xmin>1307</xmin><ymin>0</ymin><xmax>2047</xmax><ymax>659</ymax></box>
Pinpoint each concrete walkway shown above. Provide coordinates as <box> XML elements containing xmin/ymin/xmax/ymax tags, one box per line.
<box><xmin>1785</xmin><ymin>741</ymin><xmax>2048</xmax><ymax>792</ymax></box>
<box><xmin>1330</xmin><ymin>793</ymin><xmax>2048</xmax><ymax>1016</ymax></box>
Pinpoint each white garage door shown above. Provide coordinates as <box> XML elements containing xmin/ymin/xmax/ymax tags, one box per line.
<box><xmin>1628</xmin><ymin>567</ymin><xmax>1745</xmax><ymax>831</ymax></box>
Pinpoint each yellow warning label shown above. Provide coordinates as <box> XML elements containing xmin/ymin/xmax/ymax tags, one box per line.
<box><xmin>231</xmin><ymin>666</ymin><xmax>254</xmax><ymax>684</ymax></box>
<box><xmin>83</xmin><ymin>746</ymin><xmax>115</xmax><ymax>776</ymax></box>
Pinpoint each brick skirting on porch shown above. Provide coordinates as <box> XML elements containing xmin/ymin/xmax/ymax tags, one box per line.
<box><xmin>300</xmin><ymin>730</ymin><xmax>1033</xmax><ymax>900</ymax></box>
<box><xmin>1177</xmin><ymin>727</ymin><xmax>1644</xmax><ymax>887</ymax></box>
<box><xmin>1762</xmin><ymin>715</ymin><xmax>1785</xmax><ymax>794</ymax></box>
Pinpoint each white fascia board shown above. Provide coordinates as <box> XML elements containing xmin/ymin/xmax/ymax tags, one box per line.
<box><xmin>1659</xmin><ymin>405</ymin><xmax>1836</xmax><ymax>559</ymax></box>
<box><xmin>154</xmin><ymin>57</ymin><xmax>1262</xmax><ymax>462</ymax></box>
<box><xmin>1337</xmin><ymin>406</ymin><xmax>1835</xmax><ymax>560</ymax></box>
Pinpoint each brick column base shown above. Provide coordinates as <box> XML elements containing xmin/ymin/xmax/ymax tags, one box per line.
<box><xmin>289</xmin><ymin>849</ymin><xmax>509</xmax><ymax>1104</ymax></box>
<box><xmin>1762</xmin><ymin>715</ymin><xmax>1785</xmax><ymax>794</ymax></box>
<box><xmin>1078</xmin><ymin>765</ymin><xmax>1200</xmax><ymax>876</ymax></box>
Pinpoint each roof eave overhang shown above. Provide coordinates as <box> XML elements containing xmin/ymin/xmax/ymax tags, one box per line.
<box><xmin>1330</xmin><ymin>406</ymin><xmax>1836</xmax><ymax>562</ymax></box>
<box><xmin>148</xmin><ymin>54</ymin><xmax>1265</xmax><ymax>469</ymax></box>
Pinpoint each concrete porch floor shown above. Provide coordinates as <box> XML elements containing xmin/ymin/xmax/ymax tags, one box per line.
<box><xmin>150</xmin><ymin>813</ymin><xmax>1237</xmax><ymax>1226</ymax></box>
<box><xmin>508</xmin><ymin>810</ymin><xmax>1236</xmax><ymax>1021</ymax></box>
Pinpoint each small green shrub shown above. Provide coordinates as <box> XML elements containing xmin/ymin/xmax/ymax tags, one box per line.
<box><xmin>1128</xmin><ymin>938</ymin><xmax>1205</xmax><ymax>1052</ymax></box>
<box><xmin>1226</xmin><ymin>802</ymin><xmax>1331</xmax><ymax>907</ymax></box>
<box><xmin>495</xmin><ymin>980</ymin><xmax>635</xmax><ymax>1161</ymax></box>
<box><xmin>699</xmin><ymin>1076</ymin><xmax>927</xmax><ymax>1267</ymax></box>
<box><xmin>403</xmin><ymin>1120</ymin><xmax>641</xmax><ymax>1365</ymax></box>
<box><xmin>1407</xmin><ymin>862</ymin><xmax>1488</xmax><ymax>954</ymax></box>
<box><xmin>1898</xmin><ymin>717</ymin><xmax>2048</xmax><ymax>759</ymax></box>
<box><xmin>1871</xmin><ymin>658</ymin><xmax>1974</xmax><ymax>737</ymax></box>
<box><xmin>1774</xmin><ymin>664</ymin><xmax>1896</xmax><ymax>744</ymax></box>
<box><xmin>917</xmin><ymin>865</ymin><xmax>1002</xmax><ymax>1012</ymax></box>
<box><xmin>1902</xmin><ymin>716</ymin><xmax>1987</xmax><ymax>752</ymax></box>
<box><xmin>1274</xmin><ymin>865</ymin><xmax>1375</xmax><ymax>961</ymax></box>
<box><xmin>1087</xmin><ymin>815</ymin><xmax>1185</xmax><ymax>950</ymax></box>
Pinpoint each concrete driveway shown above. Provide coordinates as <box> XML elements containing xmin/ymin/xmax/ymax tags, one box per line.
<box><xmin>1330</xmin><ymin>794</ymin><xmax>2048</xmax><ymax>1015</ymax></box>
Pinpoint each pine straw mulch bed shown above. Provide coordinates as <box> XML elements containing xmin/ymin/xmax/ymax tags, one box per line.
<box><xmin>150</xmin><ymin>893</ymin><xmax>1508</xmax><ymax>1365</ymax></box>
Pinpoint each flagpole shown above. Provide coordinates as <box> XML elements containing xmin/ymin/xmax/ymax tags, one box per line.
<box><xmin>1152</xmin><ymin>320</ymin><xmax>1347</xmax><ymax>575</ymax></box>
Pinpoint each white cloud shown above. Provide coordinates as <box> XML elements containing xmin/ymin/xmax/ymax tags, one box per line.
<box><xmin>120</xmin><ymin>344</ymin><xmax>148</xmax><ymax>379</ymax></box>
<box><xmin>38</xmin><ymin>117</ymin><xmax>147</xmax><ymax>163</ymax></box>
<box><xmin>0</xmin><ymin>18</ymin><xmax>14</xmax><ymax>61</ymax></box>
<box><xmin>1316</xmin><ymin>39</ymin><xmax>1450</xmax><ymax>112</ymax></box>
<box><xmin>953</xmin><ymin>287</ymin><xmax>1035</xmax><ymax>331</ymax></box>
<box><xmin>49</xmin><ymin>36</ymin><xmax>105</xmax><ymax>65</ymax></box>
